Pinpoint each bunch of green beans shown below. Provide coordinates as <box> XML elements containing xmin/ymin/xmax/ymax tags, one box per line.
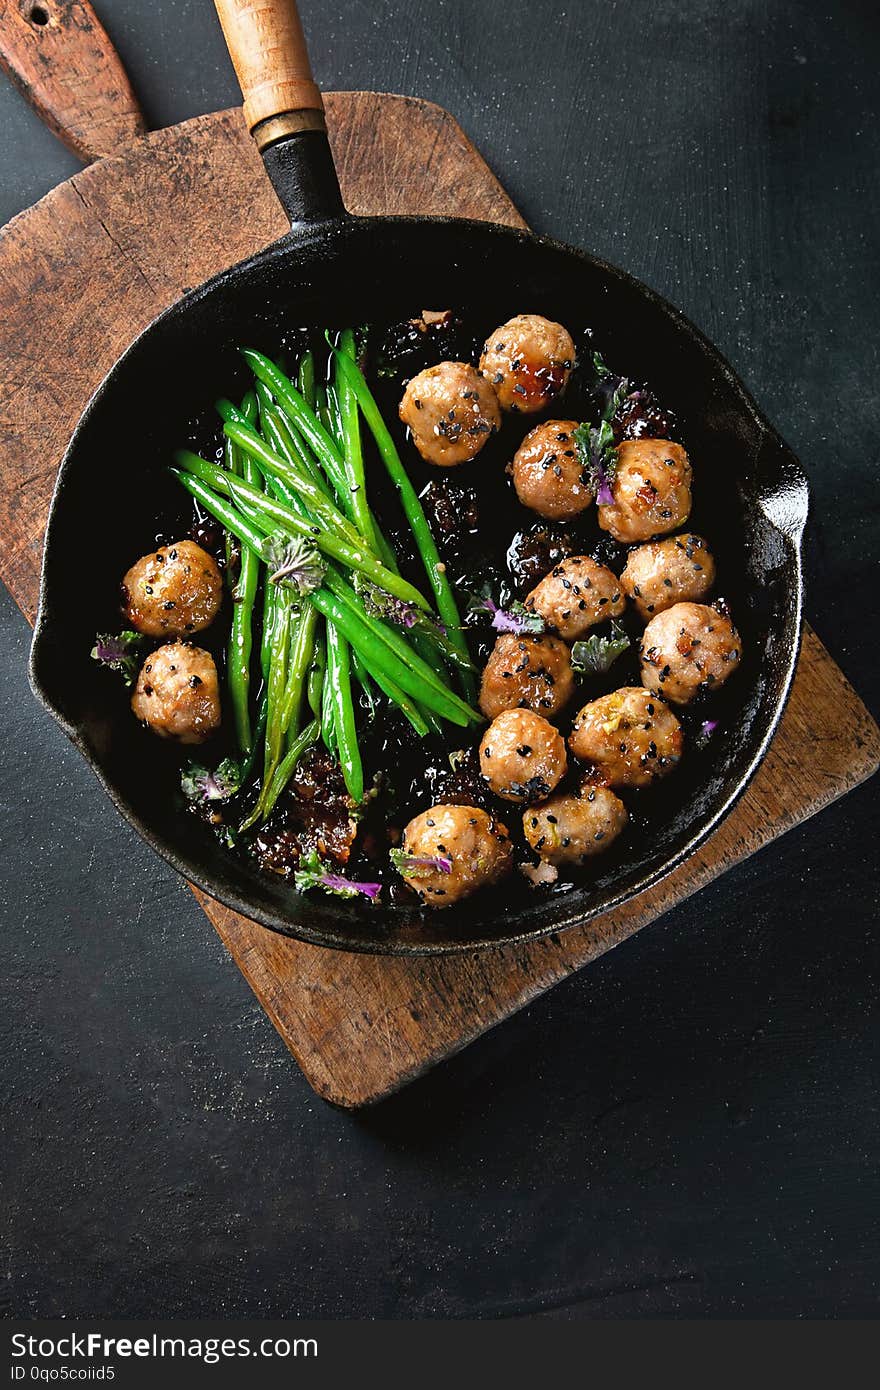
<box><xmin>171</xmin><ymin>331</ymin><xmax>478</xmax><ymax>828</ymax></box>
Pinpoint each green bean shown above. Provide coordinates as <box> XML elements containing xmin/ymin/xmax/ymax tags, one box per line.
<box><xmin>261</xmin><ymin>719</ymin><xmax>320</xmax><ymax>821</ymax></box>
<box><xmin>264</xmin><ymin>407</ymin><xmax>329</xmax><ymax>499</ymax></box>
<box><xmin>222</xmin><ymin>435</ymin><xmax>240</xmax><ymax>563</ymax></box>
<box><xmin>351</xmin><ymin>651</ymin><xmax>430</xmax><ymax>736</ymax></box>
<box><xmin>223</xmin><ymin>421</ymin><xmax>365</xmax><ymax>550</ymax></box>
<box><xmin>308</xmin><ymin>587</ymin><xmax>475</xmax><ymax>727</ymax></box>
<box><xmin>331</xmin><ymin>347</ymin><xmax>475</xmax><ymax>697</ymax></box>
<box><xmin>227</xmin><ymin>451</ymin><xmax>260</xmax><ymax>755</ymax></box>
<box><xmin>350</xmin><ymin>647</ymin><xmax>377</xmax><ymax>715</ymax></box>
<box><xmin>240</xmin><ymin>587</ymin><xmax>293</xmax><ymax>833</ymax></box>
<box><xmin>238</xmin><ymin>694</ymin><xmax>268</xmax><ymax>790</ymax></box>
<box><xmin>326</xmin><ymin>622</ymin><xmax>363</xmax><ymax>803</ymax></box>
<box><xmin>174</xmin><ymin>451</ymin><xmax>432</xmax><ymax>611</ymax></box>
<box><xmin>176</xmin><ymin>462</ymin><xmax>464</xmax><ymax>724</ymax></box>
<box><xmin>279</xmin><ymin>602</ymin><xmax>317</xmax><ymax>735</ymax></box>
<box><xmin>324</xmin><ymin>571</ymin><xmax>479</xmax><ymax>722</ymax></box>
<box><xmin>223</xmin><ymin>388</ymin><xmax>263</xmax><ymax>755</ymax></box>
<box><xmin>216</xmin><ymin>392</ymin><xmax>257</xmax><ymax>429</ymax></box>
<box><xmin>325</xmin><ymin>381</ymin><xmax>343</xmax><ymax>445</ymax></box>
<box><xmin>307</xmin><ymin>628</ymin><xmax>326</xmax><ymax>719</ymax></box>
<box><xmin>336</xmin><ymin>327</ymin><xmax>379</xmax><ymax>551</ymax></box>
<box><xmin>260</xmin><ymin>578</ymin><xmax>276</xmax><ymax>683</ymax></box>
<box><xmin>254</xmin><ymin>379</ymin><xmax>275</xmax><ymax>421</ymax></box>
<box><xmin>298</xmin><ymin>350</ymin><xmax>316</xmax><ymax>410</ymax></box>
<box><xmin>171</xmin><ymin>470</ymin><xmax>265</xmax><ymax>554</ymax></box>
<box><xmin>320</xmin><ymin>664</ymin><xmax>336</xmax><ymax>753</ymax></box>
<box><xmin>242</xmin><ymin>349</ymin><xmax>350</xmax><ymax>501</ymax></box>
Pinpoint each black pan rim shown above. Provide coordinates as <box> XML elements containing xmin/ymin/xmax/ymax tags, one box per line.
<box><xmin>29</xmin><ymin>213</ymin><xmax>809</xmax><ymax>956</ymax></box>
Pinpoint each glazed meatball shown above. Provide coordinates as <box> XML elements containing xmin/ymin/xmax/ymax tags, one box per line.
<box><xmin>523</xmin><ymin>784</ymin><xmax>627</xmax><ymax>866</ymax></box>
<box><xmin>511</xmin><ymin>420</ymin><xmax>592</xmax><ymax>520</ymax></box>
<box><xmin>399</xmin><ymin>361</ymin><xmax>500</xmax><ymax>466</ymax></box>
<box><xmin>525</xmin><ymin>556</ymin><xmax>625</xmax><ymax>641</ymax></box>
<box><xmin>597</xmin><ymin>439</ymin><xmax>692</xmax><ymax>543</ymax></box>
<box><xmin>569</xmin><ymin>686</ymin><xmax>683</xmax><ymax>788</ymax></box>
<box><xmin>131</xmin><ymin>642</ymin><xmax>221</xmax><ymax>744</ymax></box>
<box><xmin>640</xmin><ymin>601</ymin><xmax>742</xmax><ymax>705</ymax></box>
<box><xmin>396</xmin><ymin>804</ymin><xmax>513</xmax><ymax>907</ymax></box>
<box><xmin>479</xmin><ymin>634</ymin><xmax>575</xmax><ymax>720</ymax></box>
<box><xmin>480</xmin><ymin>314</ymin><xmax>575</xmax><ymax>413</ymax></box>
<box><xmin>122</xmin><ymin>540</ymin><xmax>223</xmax><ymax>638</ymax></box>
<box><xmin>479</xmin><ymin>709</ymin><xmax>567</xmax><ymax>803</ymax></box>
<box><xmin>620</xmin><ymin>533</ymin><xmax>715</xmax><ymax>619</ymax></box>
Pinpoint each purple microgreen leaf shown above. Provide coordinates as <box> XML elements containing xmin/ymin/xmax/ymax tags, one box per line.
<box><xmin>181</xmin><ymin>757</ymin><xmax>243</xmax><ymax>804</ymax></box>
<box><xmin>570</xmin><ymin>621</ymin><xmax>631</xmax><ymax>677</ymax></box>
<box><xmin>91</xmin><ymin>630</ymin><xmax>147</xmax><ymax>687</ymax></box>
<box><xmin>389</xmin><ymin>847</ymin><xmax>453</xmax><ymax>879</ymax></box>
<box><xmin>696</xmin><ymin>719</ymin><xmax>719</xmax><ymax>749</ymax></box>
<box><xmin>465</xmin><ymin>582</ymin><xmax>545</xmax><ymax>636</ymax></box>
<box><xmin>294</xmin><ymin>848</ymin><xmax>381</xmax><ymax>901</ymax></box>
<box><xmin>359</xmin><ymin>581</ymin><xmax>420</xmax><ymax>629</ymax></box>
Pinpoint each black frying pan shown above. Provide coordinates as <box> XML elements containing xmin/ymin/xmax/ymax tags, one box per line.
<box><xmin>29</xmin><ymin>0</ymin><xmax>809</xmax><ymax>955</ymax></box>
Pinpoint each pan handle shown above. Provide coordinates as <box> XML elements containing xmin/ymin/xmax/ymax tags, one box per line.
<box><xmin>0</xmin><ymin>0</ymin><xmax>146</xmax><ymax>162</ymax></box>
<box><xmin>213</xmin><ymin>0</ymin><xmax>346</xmax><ymax>228</ymax></box>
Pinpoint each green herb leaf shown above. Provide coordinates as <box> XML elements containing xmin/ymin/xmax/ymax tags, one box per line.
<box><xmin>571</xmin><ymin>621</ymin><xmax>631</xmax><ymax>676</ymax></box>
<box><xmin>262</xmin><ymin>533</ymin><xmax>326</xmax><ymax>598</ymax></box>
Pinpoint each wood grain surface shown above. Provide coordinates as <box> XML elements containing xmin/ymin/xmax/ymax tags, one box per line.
<box><xmin>0</xmin><ymin>93</ymin><xmax>876</xmax><ymax>1107</ymax></box>
<box><xmin>0</xmin><ymin>0</ymin><xmax>145</xmax><ymax>161</ymax></box>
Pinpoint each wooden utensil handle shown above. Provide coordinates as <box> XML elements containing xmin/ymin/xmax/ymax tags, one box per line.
<box><xmin>0</xmin><ymin>0</ymin><xmax>145</xmax><ymax>163</ymax></box>
<box><xmin>213</xmin><ymin>0</ymin><xmax>323</xmax><ymax>144</ymax></box>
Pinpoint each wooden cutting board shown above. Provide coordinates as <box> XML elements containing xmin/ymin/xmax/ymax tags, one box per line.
<box><xmin>0</xmin><ymin>78</ymin><xmax>877</xmax><ymax>1106</ymax></box>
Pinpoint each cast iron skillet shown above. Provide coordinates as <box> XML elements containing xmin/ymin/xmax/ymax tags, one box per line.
<box><xmin>29</xmin><ymin>0</ymin><xmax>809</xmax><ymax>955</ymax></box>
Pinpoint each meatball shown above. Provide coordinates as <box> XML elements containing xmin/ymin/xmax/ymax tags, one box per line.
<box><xmin>396</xmin><ymin>804</ymin><xmax>513</xmax><ymax>907</ymax></box>
<box><xmin>525</xmin><ymin>556</ymin><xmax>625</xmax><ymax>641</ymax></box>
<box><xmin>480</xmin><ymin>314</ymin><xmax>575</xmax><ymax>413</ymax></box>
<box><xmin>569</xmin><ymin>686</ymin><xmax>683</xmax><ymax>788</ymax></box>
<box><xmin>620</xmin><ymin>533</ymin><xmax>715</xmax><ymax>619</ymax></box>
<box><xmin>640</xmin><ymin>601</ymin><xmax>742</xmax><ymax>705</ymax></box>
<box><xmin>479</xmin><ymin>633</ymin><xmax>575</xmax><ymax>720</ymax></box>
<box><xmin>131</xmin><ymin>642</ymin><xmax>221</xmax><ymax>744</ymax></box>
<box><xmin>523</xmin><ymin>784</ymin><xmax>627</xmax><ymax>866</ymax></box>
<box><xmin>597</xmin><ymin>439</ymin><xmax>692</xmax><ymax>543</ymax></box>
<box><xmin>479</xmin><ymin>709</ymin><xmax>567</xmax><ymax>803</ymax></box>
<box><xmin>122</xmin><ymin>540</ymin><xmax>223</xmax><ymax>638</ymax></box>
<box><xmin>399</xmin><ymin>361</ymin><xmax>500</xmax><ymax>466</ymax></box>
<box><xmin>510</xmin><ymin>419</ymin><xmax>592</xmax><ymax>520</ymax></box>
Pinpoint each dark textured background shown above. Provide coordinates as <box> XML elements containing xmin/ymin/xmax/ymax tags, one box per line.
<box><xmin>1</xmin><ymin>0</ymin><xmax>877</xmax><ymax>1319</ymax></box>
